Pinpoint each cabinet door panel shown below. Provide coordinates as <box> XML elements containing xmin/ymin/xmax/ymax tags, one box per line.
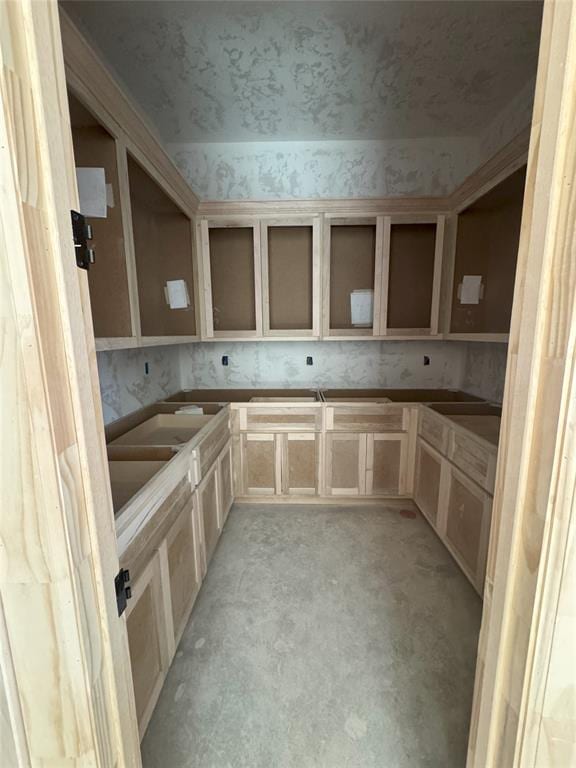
<box><xmin>199</xmin><ymin>466</ymin><xmax>220</xmax><ymax>568</ymax></box>
<box><xmin>219</xmin><ymin>443</ymin><xmax>234</xmax><ymax>524</ymax></box>
<box><xmin>445</xmin><ymin>466</ymin><xmax>492</xmax><ymax>593</ymax></box>
<box><xmin>366</xmin><ymin>434</ymin><xmax>405</xmax><ymax>495</ymax></box>
<box><xmin>414</xmin><ymin>440</ymin><xmax>442</xmax><ymax>527</ymax></box>
<box><xmin>166</xmin><ymin>501</ymin><xmax>200</xmax><ymax>643</ymax></box>
<box><xmin>243</xmin><ymin>433</ymin><xmax>278</xmax><ymax>495</ymax></box>
<box><xmin>284</xmin><ymin>434</ymin><xmax>318</xmax><ymax>495</ymax></box>
<box><xmin>326</xmin><ymin>433</ymin><xmax>365</xmax><ymax>495</ymax></box>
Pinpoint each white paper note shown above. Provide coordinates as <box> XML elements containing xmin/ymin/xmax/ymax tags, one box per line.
<box><xmin>76</xmin><ymin>167</ymin><xmax>107</xmax><ymax>218</ymax></box>
<box><xmin>165</xmin><ymin>279</ymin><xmax>190</xmax><ymax>309</ymax></box>
<box><xmin>350</xmin><ymin>289</ymin><xmax>374</xmax><ymax>326</ymax></box>
<box><xmin>460</xmin><ymin>275</ymin><xmax>483</xmax><ymax>305</ymax></box>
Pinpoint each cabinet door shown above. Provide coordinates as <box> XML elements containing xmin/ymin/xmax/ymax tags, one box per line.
<box><xmin>366</xmin><ymin>433</ymin><xmax>407</xmax><ymax>495</ymax></box>
<box><xmin>241</xmin><ymin>433</ymin><xmax>280</xmax><ymax>496</ymax></box>
<box><xmin>218</xmin><ymin>442</ymin><xmax>234</xmax><ymax>524</ymax></box>
<box><xmin>414</xmin><ymin>439</ymin><xmax>444</xmax><ymax>527</ymax></box>
<box><xmin>261</xmin><ymin>219</ymin><xmax>320</xmax><ymax>337</ymax></box>
<box><xmin>325</xmin><ymin>433</ymin><xmax>365</xmax><ymax>495</ymax></box>
<box><xmin>445</xmin><ymin>465</ymin><xmax>492</xmax><ymax>593</ymax></box>
<box><xmin>165</xmin><ymin>498</ymin><xmax>202</xmax><ymax>644</ymax></box>
<box><xmin>125</xmin><ymin>553</ymin><xmax>171</xmax><ymax>739</ymax></box>
<box><xmin>197</xmin><ymin>463</ymin><xmax>221</xmax><ymax>570</ymax></box>
<box><xmin>282</xmin><ymin>433</ymin><xmax>319</xmax><ymax>495</ymax></box>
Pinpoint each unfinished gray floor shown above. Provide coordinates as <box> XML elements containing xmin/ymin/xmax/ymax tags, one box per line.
<box><xmin>142</xmin><ymin>503</ymin><xmax>482</xmax><ymax>768</ymax></box>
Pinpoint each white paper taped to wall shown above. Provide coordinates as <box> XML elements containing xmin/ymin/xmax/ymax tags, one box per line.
<box><xmin>165</xmin><ymin>279</ymin><xmax>190</xmax><ymax>309</ymax></box>
<box><xmin>351</xmin><ymin>289</ymin><xmax>374</xmax><ymax>326</ymax></box>
<box><xmin>459</xmin><ymin>275</ymin><xmax>483</xmax><ymax>305</ymax></box>
<box><xmin>76</xmin><ymin>167</ymin><xmax>107</xmax><ymax>218</ymax></box>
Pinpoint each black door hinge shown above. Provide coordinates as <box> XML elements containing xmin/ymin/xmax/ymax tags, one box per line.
<box><xmin>115</xmin><ymin>568</ymin><xmax>131</xmax><ymax>617</ymax></box>
<box><xmin>71</xmin><ymin>210</ymin><xmax>96</xmax><ymax>270</ymax></box>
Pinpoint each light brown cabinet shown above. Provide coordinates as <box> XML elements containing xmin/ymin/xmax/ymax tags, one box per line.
<box><xmin>414</xmin><ymin>439</ymin><xmax>443</xmax><ymax>527</ymax></box>
<box><xmin>240</xmin><ymin>432</ymin><xmax>320</xmax><ymax>497</ymax></box>
<box><xmin>197</xmin><ymin>461</ymin><xmax>221</xmax><ymax>569</ymax></box>
<box><xmin>326</xmin><ymin>432</ymin><xmax>407</xmax><ymax>496</ymax></box>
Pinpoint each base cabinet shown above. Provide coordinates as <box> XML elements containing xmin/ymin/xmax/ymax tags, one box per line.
<box><xmin>414</xmin><ymin>439</ymin><xmax>443</xmax><ymax>526</ymax></box>
<box><xmin>326</xmin><ymin>432</ymin><xmax>407</xmax><ymax>496</ymax></box>
<box><xmin>240</xmin><ymin>432</ymin><xmax>320</xmax><ymax>496</ymax></box>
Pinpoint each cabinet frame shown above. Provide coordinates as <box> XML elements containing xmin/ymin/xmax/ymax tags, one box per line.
<box><xmin>199</xmin><ymin>218</ymin><xmax>263</xmax><ymax>339</ymax></box>
<box><xmin>260</xmin><ymin>216</ymin><xmax>322</xmax><ymax>337</ymax></box>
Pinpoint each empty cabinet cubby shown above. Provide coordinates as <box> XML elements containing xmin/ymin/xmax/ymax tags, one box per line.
<box><xmin>387</xmin><ymin>223</ymin><xmax>438</xmax><ymax>330</ymax></box>
<box><xmin>207</xmin><ymin>225</ymin><xmax>258</xmax><ymax>334</ymax></box>
<box><xmin>127</xmin><ymin>154</ymin><xmax>196</xmax><ymax>337</ymax></box>
<box><xmin>263</xmin><ymin>224</ymin><xmax>316</xmax><ymax>333</ymax></box>
<box><xmin>451</xmin><ymin>166</ymin><xmax>526</xmax><ymax>335</ymax></box>
<box><xmin>328</xmin><ymin>223</ymin><xmax>377</xmax><ymax>332</ymax></box>
<box><xmin>68</xmin><ymin>91</ymin><xmax>132</xmax><ymax>339</ymax></box>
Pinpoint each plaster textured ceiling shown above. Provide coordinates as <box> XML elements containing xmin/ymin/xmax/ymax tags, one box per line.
<box><xmin>63</xmin><ymin>0</ymin><xmax>542</xmax><ymax>143</ymax></box>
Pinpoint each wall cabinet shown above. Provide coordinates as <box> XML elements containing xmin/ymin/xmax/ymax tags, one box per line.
<box><xmin>240</xmin><ymin>432</ymin><xmax>320</xmax><ymax>496</ymax></box>
<box><xmin>325</xmin><ymin>432</ymin><xmax>407</xmax><ymax>496</ymax></box>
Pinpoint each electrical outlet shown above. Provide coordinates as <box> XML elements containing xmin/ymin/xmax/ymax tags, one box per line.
<box><xmin>306</xmin><ymin>356</ymin><xmax>313</xmax><ymax>366</ymax></box>
<box><xmin>222</xmin><ymin>355</ymin><xmax>229</xmax><ymax>366</ymax></box>
<box><xmin>144</xmin><ymin>361</ymin><xmax>149</xmax><ymax>375</ymax></box>
<box><xmin>423</xmin><ymin>356</ymin><xmax>430</xmax><ymax>366</ymax></box>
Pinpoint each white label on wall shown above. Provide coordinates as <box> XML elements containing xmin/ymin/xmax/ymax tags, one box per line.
<box><xmin>459</xmin><ymin>275</ymin><xmax>483</xmax><ymax>305</ymax></box>
<box><xmin>76</xmin><ymin>167</ymin><xmax>107</xmax><ymax>218</ymax></box>
<box><xmin>351</xmin><ymin>289</ymin><xmax>374</xmax><ymax>326</ymax></box>
<box><xmin>165</xmin><ymin>279</ymin><xmax>190</xmax><ymax>309</ymax></box>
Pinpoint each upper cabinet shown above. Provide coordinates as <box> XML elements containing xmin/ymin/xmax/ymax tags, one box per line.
<box><xmin>324</xmin><ymin>215</ymin><xmax>444</xmax><ymax>339</ymax></box>
<box><xmin>127</xmin><ymin>155</ymin><xmax>197</xmax><ymax>340</ymax></box>
<box><xmin>447</xmin><ymin>166</ymin><xmax>526</xmax><ymax>340</ymax></box>
<box><xmin>68</xmin><ymin>91</ymin><xmax>134</xmax><ymax>342</ymax></box>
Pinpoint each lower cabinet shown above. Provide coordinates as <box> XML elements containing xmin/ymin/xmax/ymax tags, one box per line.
<box><xmin>326</xmin><ymin>432</ymin><xmax>407</xmax><ymax>496</ymax></box>
<box><xmin>218</xmin><ymin>442</ymin><xmax>234</xmax><ymax>525</ymax></box>
<box><xmin>414</xmin><ymin>439</ymin><xmax>443</xmax><ymax>526</ymax></box>
<box><xmin>240</xmin><ymin>432</ymin><xmax>320</xmax><ymax>496</ymax></box>
<box><xmin>444</xmin><ymin>464</ymin><xmax>492</xmax><ymax>591</ymax></box>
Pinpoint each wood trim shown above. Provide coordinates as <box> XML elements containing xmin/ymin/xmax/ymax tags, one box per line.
<box><xmin>429</xmin><ymin>215</ymin><xmax>445</xmax><ymax>335</ymax></box>
<box><xmin>199</xmin><ymin>219</ymin><xmax>214</xmax><ymax>337</ymax></box>
<box><xmin>468</xmin><ymin>2</ymin><xmax>576</xmax><ymax>764</ymax></box>
<box><xmin>116</xmin><ymin>138</ymin><xmax>142</xmax><ymax>340</ymax></box>
<box><xmin>1</xmin><ymin>2</ymin><xmax>141</xmax><ymax>761</ymax></box>
<box><xmin>198</xmin><ymin>197</ymin><xmax>451</xmax><ymax>218</ymax></box>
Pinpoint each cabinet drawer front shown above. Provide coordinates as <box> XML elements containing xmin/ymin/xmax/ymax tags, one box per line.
<box><xmin>194</xmin><ymin>413</ymin><xmax>231</xmax><ymax>484</ymax></box>
<box><xmin>418</xmin><ymin>409</ymin><xmax>448</xmax><ymax>454</ymax></box>
<box><xmin>449</xmin><ymin>431</ymin><xmax>496</xmax><ymax>491</ymax></box>
<box><xmin>239</xmin><ymin>406</ymin><xmax>322</xmax><ymax>432</ymax></box>
<box><xmin>327</xmin><ymin>405</ymin><xmax>406</xmax><ymax>433</ymax></box>
<box><xmin>414</xmin><ymin>440</ymin><xmax>442</xmax><ymax>527</ymax></box>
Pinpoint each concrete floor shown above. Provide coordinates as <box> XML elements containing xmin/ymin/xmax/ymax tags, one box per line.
<box><xmin>142</xmin><ymin>503</ymin><xmax>482</xmax><ymax>768</ymax></box>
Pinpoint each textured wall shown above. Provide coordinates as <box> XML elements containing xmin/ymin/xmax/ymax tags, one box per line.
<box><xmin>97</xmin><ymin>346</ymin><xmax>181</xmax><ymax>424</ymax></box>
<box><xmin>178</xmin><ymin>340</ymin><xmax>467</xmax><ymax>390</ymax></box>
<box><xmin>461</xmin><ymin>342</ymin><xmax>508</xmax><ymax>403</ymax></box>
<box><xmin>170</xmin><ymin>137</ymin><xmax>477</xmax><ymax>200</ymax></box>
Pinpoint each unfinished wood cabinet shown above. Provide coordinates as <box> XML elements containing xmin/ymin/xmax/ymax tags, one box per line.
<box><xmin>261</xmin><ymin>218</ymin><xmax>321</xmax><ymax>336</ymax></box>
<box><xmin>125</xmin><ymin>552</ymin><xmax>172</xmax><ymax>738</ymax></box>
<box><xmin>384</xmin><ymin>219</ymin><xmax>444</xmax><ymax>335</ymax></box>
<box><xmin>241</xmin><ymin>433</ymin><xmax>279</xmax><ymax>495</ymax></box>
<box><xmin>68</xmin><ymin>90</ymin><xmax>134</xmax><ymax>341</ymax></box>
<box><xmin>325</xmin><ymin>217</ymin><xmax>382</xmax><ymax>337</ymax></box>
<box><xmin>200</xmin><ymin>220</ymin><xmax>261</xmax><ymax>337</ymax></box>
<box><xmin>281</xmin><ymin>433</ymin><xmax>320</xmax><ymax>495</ymax></box>
<box><xmin>197</xmin><ymin>462</ymin><xmax>221</xmax><ymax>570</ymax></box>
<box><xmin>325</xmin><ymin>433</ymin><xmax>365</xmax><ymax>495</ymax></box>
<box><xmin>414</xmin><ymin>438</ymin><xmax>444</xmax><ymax>527</ymax></box>
<box><xmin>444</xmin><ymin>464</ymin><xmax>492</xmax><ymax>592</ymax></box>
<box><xmin>449</xmin><ymin>166</ymin><xmax>526</xmax><ymax>338</ymax></box>
<box><xmin>128</xmin><ymin>154</ymin><xmax>197</xmax><ymax>339</ymax></box>
<box><xmin>365</xmin><ymin>433</ymin><xmax>407</xmax><ymax>495</ymax></box>
<box><xmin>218</xmin><ymin>442</ymin><xmax>234</xmax><ymax>526</ymax></box>
<box><xmin>165</xmin><ymin>499</ymin><xmax>202</xmax><ymax>644</ymax></box>
<box><xmin>239</xmin><ymin>431</ymin><xmax>320</xmax><ymax>497</ymax></box>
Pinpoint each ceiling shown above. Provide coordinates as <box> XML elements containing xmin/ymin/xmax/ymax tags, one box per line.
<box><xmin>63</xmin><ymin>0</ymin><xmax>542</xmax><ymax>144</ymax></box>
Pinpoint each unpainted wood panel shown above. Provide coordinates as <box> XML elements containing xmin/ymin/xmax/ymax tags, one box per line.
<box><xmin>220</xmin><ymin>449</ymin><xmax>234</xmax><ymax>517</ymax></box>
<box><xmin>126</xmin><ymin>583</ymin><xmax>163</xmax><ymax>724</ymax></box>
<box><xmin>201</xmin><ymin>471</ymin><xmax>219</xmax><ymax>563</ymax></box>
<box><xmin>69</xmin><ymin>92</ymin><xmax>131</xmax><ymax>338</ymax></box>
<box><xmin>330</xmin><ymin>436</ymin><xmax>361</xmax><ymax>490</ymax></box>
<box><xmin>128</xmin><ymin>155</ymin><xmax>196</xmax><ymax>336</ymax></box>
<box><xmin>414</xmin><ymin>443</ymin><xmax>441</xmax><ymax>525</ymax></box>
<box><xmin>245</xmin><ymin>438</ymin><xmax>276</xmax><ymax>491</ymax></box>
<box><xmin>209</xmin><ymin>228</ymin><xmax>256</xmax><ymax>331</ymax></box>
<box><xmin>387</xmin><ymin>223</ymin><xmax>436</xmax><ymax>329</ymax></box>
<box><xmin>446</xmin><ymin>473</ymin><xmax>484</xmax><ymax>576</ymax></box>
<box><xmin>268</xmin><ymin>226</ymin><xmax>313</xmax><ymax>330</ymax></box>
<box><xmin>167</xmin><ymin>506</ymin><xmax>199</xmax><ymax>637</ymax></box>
<box><xmin>370</xmin><ymin>438</ymin><xmax>402</xmax><ymax>494</ymax></box>
<box><xmin>329</xmin><ymin>225</ymin><xmax>376</xmax><ymax>329</ymax></box>
<box><xmin>451</xmin><ymin>166</ymin><xmax>526</xmax><ymax>334</ymax></box>
<box><xmin>286</xmin><ymin>438</ymin><xmax>317</xmax><ymax>491</ymax></box>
